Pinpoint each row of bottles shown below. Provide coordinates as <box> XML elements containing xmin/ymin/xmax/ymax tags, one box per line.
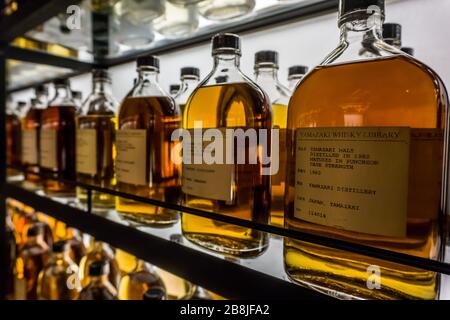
<box><xmin>5</xmin><ymin>199</ymin><xmax>218</xmax><ymax>300</ymax></box>
<box><xmin>7</xmin><ymin>0</ymin><xmax>442</xmax><ymax>300</ymax></box>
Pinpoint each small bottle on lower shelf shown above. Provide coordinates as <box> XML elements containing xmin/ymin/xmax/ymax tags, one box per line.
<box><xmin>118</xmin><ymin>258</ymin><xmax>166</xmax><ymax>300</ymax></box>
<box><xmin>37</xmin><ymin>241</ymin><xmax>80</xmax><ymax>300</ymax></box>
<box><xmin>15</xmin><ymin>225</ymin><xmax>50</xmax><ymax>300</ymax></box>
<box><xmin>78</xmin><ymin>260</ymin><xmax>118</xmax><ymax>300</ymax></box>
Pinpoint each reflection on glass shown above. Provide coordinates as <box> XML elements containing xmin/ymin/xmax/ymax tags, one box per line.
<box><xmin>153</xmin><ymin>1</ymin><xmax>199</xmax><ymax>38</ymax></box>
<box><xmin>167</xmin><ymin>0</ymin><xmax>206</xmax><ymax>5</ymax></box>
<box><xmin>115</xmin><ymin>0</ymin><xmax>165</xmax><ymax>25</ymax></box>
<box><xmin>198</xmin><ymin>0</ymin><xmax>255</xmax><ymax>21</ymax></box>
<box><xmin>112</xmin><ymin>15</ymin><xmax>155</xmax><ymax>50</ymax></box>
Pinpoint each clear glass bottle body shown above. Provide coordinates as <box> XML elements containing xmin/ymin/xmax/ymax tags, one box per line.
<box><xmin>22</xmin><ymin>96</ymin><xmax>47</xmax><ymax>186</ymax></box>
<box><xmin>40</xmin><ymin>82</ymin><xmax>77</xmax><ymax>197</ymax></box>
<box><xmin>288</xmin><ymin>75</ymin><xmax>303</xmax><ymax>91</ymax></box>
<box><xmin>153</xmin><ymin>1</ymin><xmax>199</xmax><ymax>38</ymax></box>
<box><xmin>76</xmin><ymin>74</ymin><xmax>118</xmax><ymax>211</ymax></box>
<box><xmin>175</xmin><ymin>74</ymin><xmax>200</xmax><ymax>114</ymax></box>
<box><xmin>181</xmin><ymin>47</ymin><xmax>271</xmax><ymax>257</ymax></box>
<box><xmin>118</xmin><ymin>259</ymin><xmax>166</xmax><ymax>300</ymax></box>
<box><xmin>15</xmin><ymin>232</ymin><xmax>50</xmax><ymax>300</ymax></box>
<box><xmin>116</xmin><ymin>65</ymin><xmax>181</xmax><ymax>226</ymax></box>
<box><xmin>255</xmin><ymin>64</ymin><xmax>291</xmax><ymax>227</ymax></box>
<box><xmin>285</xmin><ymin>4</ymin><xmax>448</xmax><ymax>299</ymax></box>
<box><xmin>198</xmin><ymin>0</ymin><xmax>255</xmax><ymax>21</ymax></box>
<box><xmin>37</xmin><ymin>249</ymin><xmax>79</xmax><ymax>300</ymax></box>
<box><xmin>79</xmin><ymin>242</ymin><xmax>121</xmax><ymax>290</ymax></box>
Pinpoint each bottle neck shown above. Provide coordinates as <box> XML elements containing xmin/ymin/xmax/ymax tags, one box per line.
<box><xmin>213</xmin><ymin>53</ymin><xmax>240</xmax><ymax>71</ymax></box>
<box><xmin>180</xmin><ymin>76</ymin><xmax>199</xmax><ymax>88</ymax></box>
<box><xmin>255</xmin><ymin>66</ymin><xmax>279</xmax><ymax>82</ymax></box>
<box><xmin>137</xmin><ymin>67</ymin><xmax>159</xmax><ymax>84</ymax></box>
<box><xmin>339</xmin><ymin>11</ymin><xmax>383</xmax><ymax>47</ymax></box>
<box><xmin>136</xmin><ymin>259</ymin><xmax>154</xmax><ymax>272</ymax></box>
<box><xmin>54</xmin><ymin>84</ymin><xmax>73</xmax><ymax>100</ymax></box>
<box><xmin>93</xmin><ymin>78</ymin><xmax>112</xmax><ymax>95</ymax></box>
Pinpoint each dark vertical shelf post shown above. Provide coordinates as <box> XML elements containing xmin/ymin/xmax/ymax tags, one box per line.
<box><xmin>0</xmin><ymin>44</ymin><xmax>7</xmax><ymax>300</ymax></box>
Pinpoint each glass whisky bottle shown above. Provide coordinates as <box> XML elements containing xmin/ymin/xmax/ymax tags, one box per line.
<box><xmin>153</xmin><ymin>0</ymin><xmax>199</xmax><ymax>38</ymax></box>
<box><xmin>181</xmin><ymin>33</ymin><xmax>271</xmax><ymax>257</ymax></box>
<box><xmin>37</xmin><ymin>241</ymin><xmax>79</xmax><ymax>300</ymax></box>
<box><xmin>22</xmin><ymin>85</ymin><xmax>48</xmax><ymax>187</ymax></box>
<box><xmin>287</xmin><ymin>65</ymin><xmax>309</xmax><ymax>91</ymax></box>
<box><xmin>78</xmin><ymin>260</ymin><xmax>118</xmax><ymax>300</ymax></box>
<box><xmin>116</xmin><ymin>55</ymin><xmax>181</xmax><ymax>226</ymax></box>
<box><xmin>79</xmin><ymin>241</ymin><xmax>121</xmax><ymax>290</ymax></box>
<box><xmin>40</xmin><ymin>78</ymin><xmax>77</xmax><ymax>197</ymax></box>
<box><xmin>6</xmin><ymin>101</ymin><xmax>22</xmax><ymax>179</ymax></box>
<box><xmin>76</xmin><ymin>69</ymin><xmax>118</xmax><ymax>211</ymax></box>
<box><xmin>118</xmin><ymin>259</ymin><xmax>166</xmax><ymax>300</ymax></box>
<box><xmin>15</xmin><ymin>225</ymin><xmax>50</xmax><ymax>300</ymax></box>
<box><xmin>254</xmin><ymin>50</ymin><xmax>291</xmax><ymax>227</ymax></box>
<box><xmin>285</xmin><ymin>0</ymin><xmax>449</xmax><ymax>299</ymax></box>
<box><xmin>65</xmin><ymin>228</ymin><xmax>86</xmax><ymax>265</ymax></box>
<box><xmin>6</xmin><ymin>214</ymin><xmax>17</xmax><ymax>299</ymax></box>
<box><xmin>174</xmin><ymin>67</ymin><xmax>200</xmax><ymax>114</ymax></box>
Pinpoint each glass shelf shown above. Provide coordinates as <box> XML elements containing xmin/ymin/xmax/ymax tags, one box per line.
<box><xmin>6</xmin><ymin>175</ymin><xmax>450</xmax><ymax>300</ymax></box>
<box><xmin>14</xmin><ymin>0</ymin><xmax>333</xmax><ymax>61</ymax></box>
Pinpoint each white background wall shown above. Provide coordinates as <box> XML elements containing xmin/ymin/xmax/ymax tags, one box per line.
<box><xmin>11</xmin><ymin>0</ymin><xmax>450</xmax><ymax>105</ymax></box>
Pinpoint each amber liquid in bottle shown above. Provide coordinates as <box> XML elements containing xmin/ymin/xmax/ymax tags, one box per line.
<box><xmin>285</xmin><ymin>56</ymin><xmax>448</xmax><ymax>299</ymax></box>
<box><xmin>182</xmin><ymin>83</ymin><xmax>271</xmax><ymax>257</ymax></box>
<box><xmin>22</xmin><ymin>108</ymin><xmax>43</xmax><ymax>185</ymax></box>
<box><xmin>40</xmin><ymin>105</ymin><xmax>77</xmax><ymax>197</ymax></box>
<box><xmin>76</xmin><ymin>114</ymin><xmax>116</xmax><ymax>209</ymax></box>
<box><xmin>6</xmin><ymin>113</ymin><xmax>22</xmax><ymax>178</ymax></box>
<box><xmin>118</xmin><ymin>260</ymin><xmax>166</xmax><ymax>300</ymax></box>
<box><xmin>116</xmin><ymin>96</ymin><xmax>181</xmax><ymax>225</ymax></box>
<box><xmin>270</xmin><ymin>103</ymin><xmax>288</xmax><ymax>227</ymax></box>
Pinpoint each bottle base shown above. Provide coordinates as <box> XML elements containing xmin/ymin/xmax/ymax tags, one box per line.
<box><xmin>183</xmin><ymin>232</ymin><xmax>268</xmax><ymax>258</ymax></box>
<box><xmin>284</xmin><ymin>240</ymin><xmax>438</xmax><ymax>300</ymax></box>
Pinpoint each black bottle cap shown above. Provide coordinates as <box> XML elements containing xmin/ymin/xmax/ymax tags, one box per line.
<box><xmin>255</xmin><ymin>50</ymin><xmax>279</xmax><ymax>68</ymax></box>
<box><xmin>180</xmin><ymin>67</ymin><xmax>200</xmax><ymax>78</ymax></box>
<box><xmin>92</xmin><ymin>68</ymin><xmax>110</xmax><ymax>80</ymax></box>
<box><xmin>143</xmin><ymin>287</ymin><xmax>166</xmax><ymax>300</ymax></box>
<box><xmin>212</xmin><ymin>33</ymin><xmax>241</xmax><ymax>56</ymax></box>
<box><xmin>383</xmin><ymin>23</ymin><xmax>402</xmax><ymax>43</ymax></box>
<box><xmin>89</xmin><ymin>260</ymin><xmax>110</xmax><ymax>276</ymax></box>
<box><xmin>137</xmin><ymin>54</ymin><xmax>160</xmax><ymax>69</ymax></box>
<box><xmin>53</xmin><ymin>78</ymin><xmax>70</xmax><ymax>86</ymax></box>
<box><xmin>288</xmin><ymin>65</ymin><xmax>309</xmax><ymax>77</ymax></box>
<box><xmin>170</xmin><ymin>84</ymin><xmax>180</xmax><ymax>93</ymax></box>
<box><xmin>34</xmin><ymin>84</ymin><xmax>48</xmax><ymax>95</ymax></box>
<box><xmin>401</xmin><ymin>47</ymin><xmax>414</xmax><ymax>56</ymax></box>
<box><xmin>26</xmin><ymin>225</ymin><xmax>41</xmax><ymax>237</ymax></box>
<box><xmin>17</xmin><ymin>101</ymin><xmax>27</xmax><ymax>107</ymax></box>
<box><xmin>52</xmin><ymin>240</ymin><xmax>68</xmax><ymax>253</ymax></box>
<box><xmin>71</xmin><ymin>90</ymin><xmax>82</xmax><ymax>100</ymax></box>
<box><xmin>339</xmin><ymin>0</ymin><xmax>385</xmax><ymax>26</ymax></box>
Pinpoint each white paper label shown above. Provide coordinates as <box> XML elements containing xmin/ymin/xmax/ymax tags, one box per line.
<box><xmin>182</xmin><ymin>129</ymin><xmax>234</xmax><ymax>202</ymax></box>
<box><xmin>294</xmin><ymin>127</ymin><xmax>410</xmax><ymax>238</ymax></box>
<box><xmin>116</xmin><ymin>129</ymin><xmax>147</xmax><ymax>186</ymax></box>
<box><xmin>40</xmin><ymin>129</ymin><xmax>58</xmax><ymax>169</ymax></box>
<box><xmin>22</xmin><ymin>129</ymin><xmax>38</xmax><ymax>164</ymax></box>
<box><xmin>76</xmin><ymin>129</ymin><xmax>97</xmax><ymax>175</ymax></box>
